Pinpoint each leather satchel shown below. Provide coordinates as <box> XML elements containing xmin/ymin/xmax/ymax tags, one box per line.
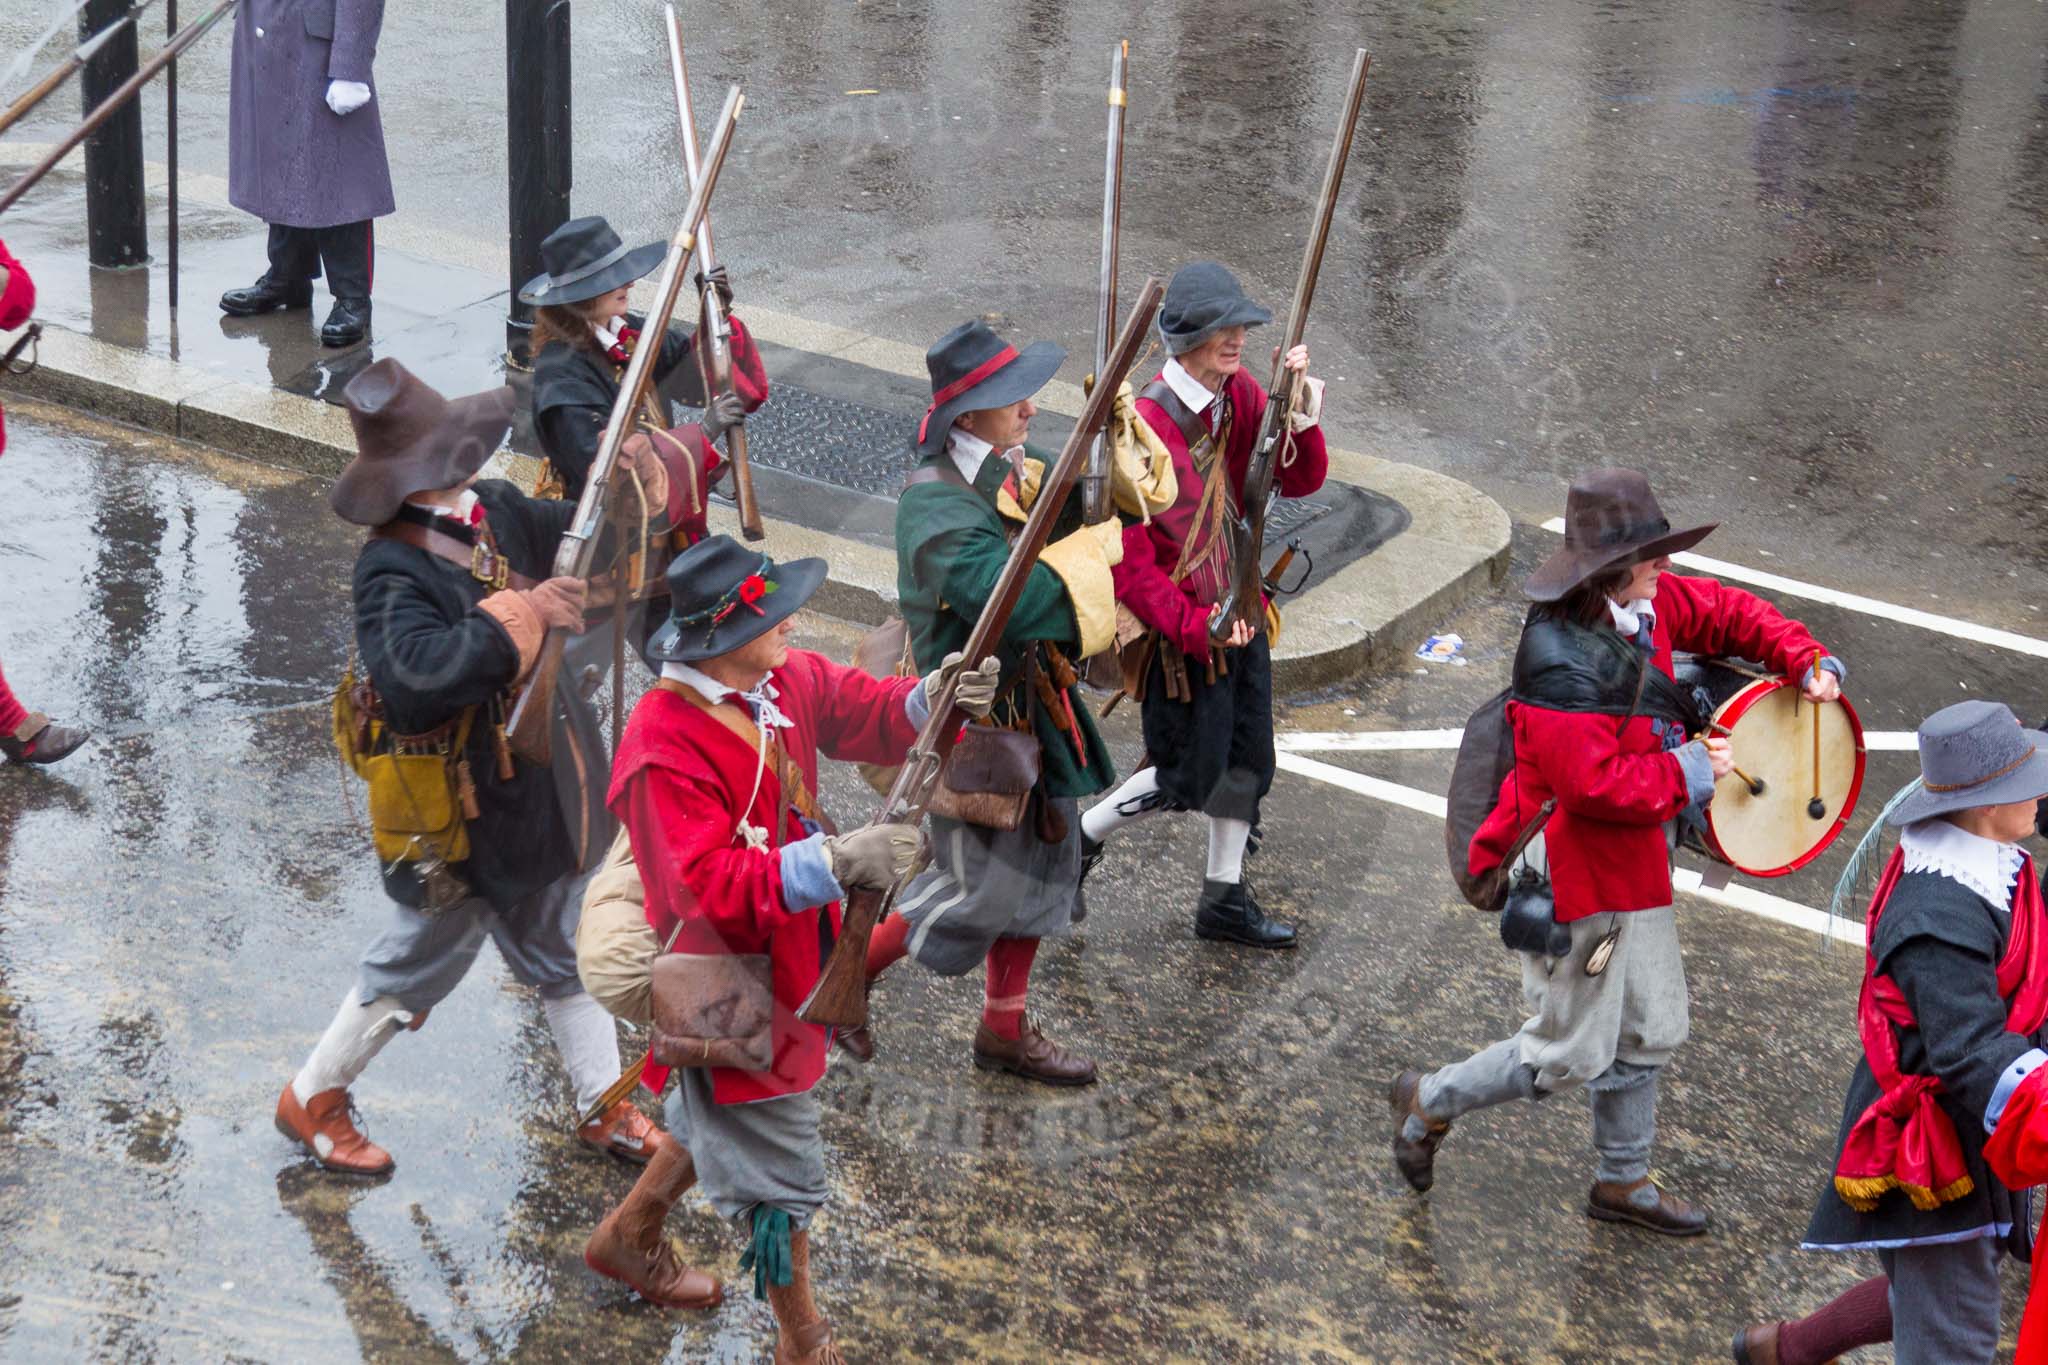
<box><xmin>650</xmin><ymin>952</ymin><xmax>775</xmax><ymax>1071</ymax></box>
<box><xmin>927</xmin><ymin>723</ymin><xmax>1039</xmax><ymax>831</ymax></box>
<box><xmin>849</xmin><ymin>616</ymin><xmax>1041</xmax><ymax>831</ymax></box>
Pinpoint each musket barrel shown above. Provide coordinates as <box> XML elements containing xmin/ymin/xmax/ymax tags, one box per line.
<box><xmin>1082</xmin><ymin>38</ymin><xmax>1130</xmax><ymax>525</ymax></box>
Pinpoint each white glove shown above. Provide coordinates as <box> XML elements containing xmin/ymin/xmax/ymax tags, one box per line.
<box><xmin>326</xmin><ymin>80</ymin><xmax>372</xmax><ymax>116</ymax></box>
<box><xmin>926</xmin><ymin>652</ymin><xmax>1003</xmax><ymax>719</ymax></box>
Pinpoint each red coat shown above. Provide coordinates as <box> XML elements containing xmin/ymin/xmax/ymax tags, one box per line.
<box><xmin>1115</xmin><ymin>367</ymin><xmax>1329</xmax><ymax>656</ymax></box>
<box><xmin>608</xmin><ymin>649</ymin><xmax>920</xmax><ymax>1104</ymax></box>
<box><xmin>0</xmin><ymin>237</ymin><xmax>35</xmax><ymax>457</ymax></box>
<box><xmin>1985</xmin><ymin>1065</ymin><xmax>2048</xmax><ymax>1365</ymax></box>
<box><xmin>1469</xmin><ymin>573</ymin><xmax>1828</xmax><ymax>921</ymax></box>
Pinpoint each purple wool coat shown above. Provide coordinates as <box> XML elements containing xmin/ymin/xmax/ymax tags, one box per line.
<box><xmin>228</xmin><ymin>0</ymin><xmax>394</xmax><ymax>227</ymax></box>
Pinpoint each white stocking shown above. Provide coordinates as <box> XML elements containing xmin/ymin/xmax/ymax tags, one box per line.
<box><xmin>1206</xmin><ymin>816</ymin><xmax>1251</xmax><ymax>884</ymax></box>
<box><xmin>1081</xmin><ymin>766</ymin><xmax>1169</xmax><ymax>843</ymax></box>
<box><xmin>292</xmin><ymin>989</ymin><xmax>414</xmax><ymax>1102</ymax></box>
<box><xmin>543</xmin><ymin>991</ymin><xmax>621</xmax><ymax>1116</ymax></box>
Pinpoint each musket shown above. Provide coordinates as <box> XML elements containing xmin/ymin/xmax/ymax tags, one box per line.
<box><xmin>1080</xmin><ymin>39</ymin><xmax>1129</xmax><ymax>526</ymax></box>
<box><xmin>503</xmin><ymin>85</ymin><xmax>745</xmax><ymax>766</ymax></box>
<box><xmin>0</xmin><ymin>1</ymin><xmax>159</xmax><ymax>140</ymax></box>
<box><xmin>0</xmin><ymin>0</ymin><xmax>229</xmax><ymax>217</ymax></box>
<box><xmin>1208</xmin><ymin>47</ymin><xmax>1370</xmax><ymax>646</ymax></box>
<box><xmin>663</xmin><ymin>6</ymin><xmax>763</xmax><ymax>541</ymax></box>
<box><xmin>798</xmin><ymin>275</ymin><xmax>1166</xmax><ymax>1030</ymax></box>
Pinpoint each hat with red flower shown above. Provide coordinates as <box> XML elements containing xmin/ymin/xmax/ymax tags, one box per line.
<box><xmin>646</xmin><ymin>535</ymin><xmax>828</xmax><ymax>663</ymax></box>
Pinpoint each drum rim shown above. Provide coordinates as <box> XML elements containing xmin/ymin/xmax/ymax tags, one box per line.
<box><xmin>1702</xmin><ymin>677</ymin><xmax>1868</xmax><ymax>879</ymax></box>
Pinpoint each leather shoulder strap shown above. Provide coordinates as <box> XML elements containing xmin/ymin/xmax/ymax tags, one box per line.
<box><xmin>653</xmin><ymin>679</ymin><xmax>832</xmax><ymax>833</ymax></box>
<box><xmin>371</xmin><ymin>521</ymin><xmax>540</xmax><ymax>593</ymax></box>
<box><xmin>1139</xmin><ymin>379</ymin><xmax>1210</xmax><ymax>451</ymax></box>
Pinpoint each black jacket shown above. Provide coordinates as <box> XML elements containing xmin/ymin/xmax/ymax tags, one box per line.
<box><xmin>1803</xmin><ymin>869</ymin><xmax>2042</xmax><ymax>1255</ymax></box>
<box><xmin>530</xmin><ymin>314</ymin><xmax>706</xmax><ymax>502</ymax></box>
<box><xmin>352</xmin><ymin>480</ymin><xmax>577</xmax><ymax>911</ymax></box>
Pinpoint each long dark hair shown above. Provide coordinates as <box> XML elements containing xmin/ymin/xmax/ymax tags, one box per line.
<box><xmin>528</xmin><ymin>301</ymin><xmax>602</xmax><ymax>358</ymax></box>
<box><xmin>1539</xmin><ymin>562</ymin><xmax>1637</xmax><ymax>630</ymax></box>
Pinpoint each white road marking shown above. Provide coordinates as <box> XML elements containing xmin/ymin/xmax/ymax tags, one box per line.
<box><xmin>1274</xmin><ymin>753</ymin><xmax>1859</xmax><ymax>943</ymax></box>
<box><xmin>1279</xmin><ymin>729</ymin><xmax>1918</xmax><ymax>753</ymax></box>
<box><xmin>1540</xmin><ymin>517</ymin><xmax>2048</xmax><ymax>659</ymax></box>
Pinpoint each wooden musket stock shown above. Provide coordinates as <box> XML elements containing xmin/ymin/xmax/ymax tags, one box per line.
<box><xmin>1208</xmin><ymin>47</ymin><xmax>1370</xmax><ymax>646</ymax></box>
<box><xmin>664</xmin><ymin>6</ymin><xmax>762</xmax><ymax>541</ymax></box>
<box><xmin>0</xmin><ymin>0</ymin><xmax>224</xmax><ymax>218</ymax></box>
<box><xmin>797</xmin><ymin>277</ymin><xmax>1167</xmax><ymax>1031</ymax></box>
<box><xmin>503</xmin><ymin>85</ymin><xmax>745</xmax><ymax>767</ymax></box>
<box><xmin>1080</xmin><ymin>39</ymin><xmax>1129</xmax><ymax>527</ymax></box>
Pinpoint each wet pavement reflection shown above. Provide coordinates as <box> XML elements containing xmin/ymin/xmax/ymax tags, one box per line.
<box><xmin>0</xmin><ymin>404</ymin><xmax>2035</xmax><ymax>1360</ymax></box>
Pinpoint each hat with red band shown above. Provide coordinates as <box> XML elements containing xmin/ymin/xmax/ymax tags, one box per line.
<box><xmin>912</xmin><ymin>320</ymin><xmax>1066</xmax><ymax>460</ymax></box>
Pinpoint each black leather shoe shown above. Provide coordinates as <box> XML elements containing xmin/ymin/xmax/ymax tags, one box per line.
<box><xmin>219</xmin><ymin>274</ymin><xmax>312</xmax><ymax>316</ymax></box>
<box><xmin>321</xmin><ymin>296</ymin><xmax>371</xmax><ymax>347</ymax></box>
<box><xmin>1072</xmin><ymin>833</ymin><xmax>1105</xmax><ymax>925</ymax></box>
<box><xmin>1194</xmin><ymin>878</ymin><xmax>1296</xmax><ymax>948</ymax></box>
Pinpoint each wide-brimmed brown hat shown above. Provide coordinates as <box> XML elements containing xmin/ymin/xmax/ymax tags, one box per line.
<box><xmin>1523</xmin><ymin>467</ymin><xmax>1718</xmax><ymax>602</ymax></box>
<box><xmin>330</xmin><ymin>359</ymin><xmax>518</xmax><ymax>526</ymax></box>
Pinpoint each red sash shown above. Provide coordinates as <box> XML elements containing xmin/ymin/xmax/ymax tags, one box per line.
<box><xmin>1835</xmin><ymin>846</ymin><xmax>2048</xmax><ymax>1212</ymax></box>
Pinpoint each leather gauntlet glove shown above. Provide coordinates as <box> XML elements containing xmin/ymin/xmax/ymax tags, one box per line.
<box><xmin>822</xmin><ymin>823</ymin><xmax>921</xmax><ymax>892</ymax></box>
<box><xmin>926</xmin><ymin>652</ymin><xmax>1002</xmax><ymax>719</ymax></box>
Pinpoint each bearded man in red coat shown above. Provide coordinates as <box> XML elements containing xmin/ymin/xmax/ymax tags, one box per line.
<box><xmin>586</xmin><ymin>535</ymin><xmax>997</xmax><ymax>1364</ymax></box>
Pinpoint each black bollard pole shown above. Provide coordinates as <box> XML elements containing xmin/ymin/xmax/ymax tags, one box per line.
<box><xmin>504</xmin><ymin>0</ymin><xmax>572</xmax><ymax>367</ymax></box>
<box><xmin>167</xmin><ymin>0</ymin><xmax>179</xmax><ymax>310</ymax></box>
<box><xmin>79</xmin><ymin>0</ymin><xmax>150</xmax><ymax>268</ymax></box>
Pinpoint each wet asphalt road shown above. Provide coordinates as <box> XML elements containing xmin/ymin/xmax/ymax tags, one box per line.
<box><xmin>5</xmin><ymin>0</ymin><xmax>2048</xmax><ymax>618</ymax></box>
<box><xmin>1</xmin><ymin>398</ymin><xmax>2042</xmax><ymax>1362</ymax></box>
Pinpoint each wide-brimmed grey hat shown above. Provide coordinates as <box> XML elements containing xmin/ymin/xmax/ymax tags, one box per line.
<box><xmin>1888</xmin><ymin>699</ymin><xmax>2048</xmax><ymax>826</ymax></box>
<box><xmin>911</xmin><ymin>320</ymin><xmax>1065</xmax><ymax>460</ymax></box>
<box><xmin>1157</xmin><ymin>261</ymin><xmax>1272</xmax><ymax>355</ymax></box>
<box><xmin>517</xmin><ymin>216</ymin><xmax>665</xmax><ymax>307</ymax></box>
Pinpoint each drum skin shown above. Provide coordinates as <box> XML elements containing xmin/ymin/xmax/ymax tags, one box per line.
<box><xmin>1703</xmin><ymin>677</ymin><xmax>1866</xmax><ymax>878</ymax></box>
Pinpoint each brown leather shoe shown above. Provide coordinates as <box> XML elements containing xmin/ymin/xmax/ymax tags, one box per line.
<box><xmin>0</xmin><ymin>714</ymin><xmax>89</xmax><ymax>766</ymax></box>
<box><xmin>1389</xmin><ymin>1068</ymin><xmax>1450</xmax><ymax>1193</ymax></box>
<box><xmin>1731</xmin><ymin>1323</ymin><xmax>1785</xmax><ymax>1365</ymax></box>
<box><xmin>972</xmin><ymin>1017</ymin><xmax>1097</xmax><ymax>1086</ymax></box>
<box><xmin>584</xmin><ymin>1135</ymin><xmax>723</xmax><ymax>1310</ymax></box>
<box><xmin>577</xmin><ymin>1098</ymin><xmax>661</xmax><ymax>1164</ymax></box>
<box><xmin>275</xmin><ymin>1083</ymin><xmax>394</xmax><ymax>1175</ymax></box>
<box><xmin>775</xmin><ymin>1318</ymin><xmax>846</xmax><ymax>1365</ymax></box>
<box><xmin>835</xmin><ymin>1024</ymin><xmax>874</xmax><ymax>1063</ymax></box>
<box><xmin>1588</xmin><ymin>1178</ymin><xmax>1710</xmax><ymax>1236</ymax></box>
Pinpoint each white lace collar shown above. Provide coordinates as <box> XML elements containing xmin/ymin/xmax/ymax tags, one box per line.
<box><xmin>1606</xmin><ymin>597</ymin><xmax>1655</xmax><ymax>638</ymax></box>
<box><xmin>1899</xmin><ymin>817</ymin><xmax>2025</xmax><ymax>907</ymax></box>
<box><xmin>659</xmin><ymin>661</ymin><xmax>792</xmax><ymax>730</ymax></box>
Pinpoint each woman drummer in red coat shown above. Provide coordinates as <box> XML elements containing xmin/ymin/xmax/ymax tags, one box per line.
<box><xmin>588</xmin><ymin>535</ymin><xmax>997</xmax><ymax>1364</ymax></box>
<box><xmin>1390</xmin><ymin>468</ymin><xmax>1844</xmax><ymax>1235</ymax></box>
<box><xmin>0</xmin><ymin>237</ymin><xmax>88</xmax><ymax>767</ymax></box>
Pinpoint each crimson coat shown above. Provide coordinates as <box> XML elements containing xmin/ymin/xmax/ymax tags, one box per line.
<box><xmin>1115</xmin><ymin>368</ymin><xmax>1329</xmax><ymax>656</ymax></box>
<box><xmin>0</xmin><ymin>237</ymin><xmax>33</xmax><ymax>456</ymax></box>
<box><xmin>1985</xmin><ymin>1064</ymin><xmax>2048</xmax><ymax>1364</ymax></box>
<box><xmin>609</xmin><ymin>649</ymin><xmax>920</xmax><ymax>1103</ymax></box>
<box><xmin>1469</xmin><ymin>573</ymin><xmax>1829</xmax><ymax>920</ymax></box>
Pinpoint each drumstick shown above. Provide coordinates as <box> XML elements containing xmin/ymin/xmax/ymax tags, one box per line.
<box><xmin>1807</xmin><ymin>650</ymin><xmax>1828</xmax><ymax>821</ymax></box>
<box><xmin>1702</xmin><ymin>721</ymin><xmax>1766</xmax><ymax>797</ymax></box>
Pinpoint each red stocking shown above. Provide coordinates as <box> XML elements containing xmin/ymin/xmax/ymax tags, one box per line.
<box><xmin>981</xmin><ymin>937</ymin><xmax>1038</xmax><ymax>1041</ymax></box>
<box><xmin>865</xmin><ymin>913</ymin><xmax>911</xmax><ymax>979</ymax></box>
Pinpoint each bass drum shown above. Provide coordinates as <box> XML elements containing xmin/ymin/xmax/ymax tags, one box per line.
<box><xmin>1674</xmin><ymin>657</ymin><xmax>1865</xmax><ymax>878</ymax></box>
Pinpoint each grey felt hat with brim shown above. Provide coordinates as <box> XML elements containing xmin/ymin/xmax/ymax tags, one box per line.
<box><xmin>1157</xmin><ymin>261</ymin><xmax>1273</xmax><ymax>354</ymax></box>
<box><xmin>1888</xmin><ymin>699</ymin><xmax>2048</xmax><ymax>826</ymax></box>
<box><xmin>517</xmin><ymin>216</ymin><xmax>665</xmax><ymax>307</ymax></box>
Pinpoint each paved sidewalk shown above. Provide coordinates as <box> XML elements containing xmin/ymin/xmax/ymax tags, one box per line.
<box><xmin>0</xmin><ymin>146</ymin><xmax>1509</xmax><ymax>689</ymax></box>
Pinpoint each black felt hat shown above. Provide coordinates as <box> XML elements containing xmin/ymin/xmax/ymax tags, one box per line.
<box><xmin>1158</xmin><ymin>261</ymin><xmax>1272</xmax><ymax>355</ymax></box>
<box><xmin>645</xmin><ymin>536</ymin><xmax>828</xmax><ymax>664</ymax></box>
<box><xmin>911</xmin><ymin>320</ymin><xmax>1065</xmax><ymax>459</ymax></box>
<box><xmin>517</xmin><ymin>216</ymin><xmax>665</xmax><ymax>307</ymax></box>
<box><xmin>1523</xmin><ymin>468</ymin><xmax>1718</xmax><ymax>602</ymax></box>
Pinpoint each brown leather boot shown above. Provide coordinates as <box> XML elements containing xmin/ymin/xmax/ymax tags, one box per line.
<box><xmin>972</xmin><ymin>1017</ymin><xmax>1096</xmax><ymax>1086</ymax></box>
<box><xmin>583</xmin><ymin>1134</ymin><xmax>723</xmax><ymax>1309</ymax></box>
<box><xmin>275</xmin><ymin>1083</ymin><xmax>394</xmax><ymax>1175</ymax></box>
<box><xmin>1388</xmin><ymin>1069</ymin><xmax>1450</xmax><ymax>1193</ymax></box>
<box><xmin>768</xmin><ymin>1227</ymin><xmax>845</xmax><ymax>1364</ymax></box>
<box><xmin>1588</xmin><ymin>1178</ymin><xmax>1709</xmax><ymax>1237</ymax></box>
<box><xmin>834</xmin><ymin>1025</ymin><xmax>874</xmax><ymax>1063</ymax></box>
<box><xmin>1730</xmin><ymin>1323</ymin><xmax>1784</xmax><ymax>1364</ymax></box>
